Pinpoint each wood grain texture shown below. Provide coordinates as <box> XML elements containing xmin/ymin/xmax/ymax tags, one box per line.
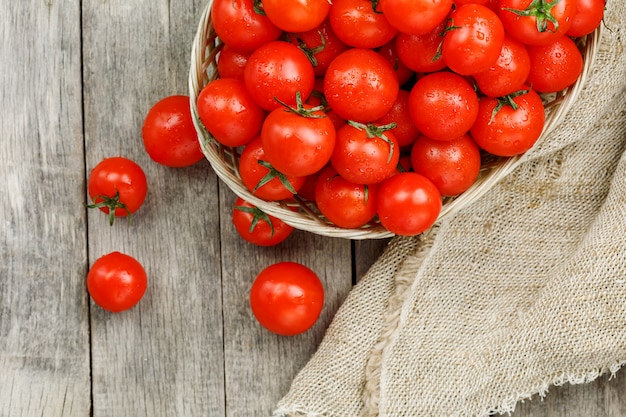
<box><xmin>0</xmin><ymin>1</ymin><xmax>90</xmax><ymax>416</ymax></box>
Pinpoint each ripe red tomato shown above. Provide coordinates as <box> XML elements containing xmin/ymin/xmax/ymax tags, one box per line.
<box><xmin>380</xmin><ymin>0</ymin><xmax>453</xmax><ymax>36</ymax></box>
<box><xmin>142</xmin><ymin>95</ymin><xmax>204</xmax><ymax>168</ymax></box>
<box><xmin>262</xmin><ymin>0</ymin><xmax>330</xmax><ymax>32</ymax></box>
<box><xmin>287</xmin><ymin>19</ymin><xmax>350</xmax><ymax>77</ymax></box>
<box><xmin>87</xmin><ymin>157</ymin><xmax>148</xmax><ymax>225</ymax></box>
<box><xmin>410</xmin><ymin>134</ymin><xmax>481</xmax><ymax>196</ymax></box>
<box><xmin>239</xmin><ymin>136</ymin><xmax>306</xmax><ymax>201</ymax></box>
<box><xmin>328</xmin><ymin>0</ymin><xmax>398</xmax><ymax>49</ymax></box>
<box><xmin>567</xmin><ymin>0</ymin><xmax>605</xmax><ymax>37</ymax></box>
<box><xmin>472</xmin><ymin>35</ymin><xmax>531</xmax><ymax>98</ymax></box>
<box><xmin>374</xmin><ymin>89</ymin><xmax>421</xmax><ymax>148</ymax></box>
<box><xmin>498</xmin><ymin>0</ymin><xmax>577</xmax><ymax>46</ymax></box>
<box><xmin>526</xmin><ymin>35</ymin><xmax>584</xmax><ymax>93</ymax></box>
<box><xmin>243</xmin><ymin>41</ymin><xmax>315</xmax><ymax>112</ymax></box>
<box><xmin>470</xmin><ymin>87</ymin><xmax>545</xmax><ymax>156</ymax></box>
<box><xmin>331</xmin><ymin>121</ymin><xmax>400</xmax><ymax>185</ymax></box>
<box><xmin>196</xmin><ymin>78</ymin><xmax>265</xmax><ymax>147</ymax></box>
<box><xmin>442</xmin><ymin>3</ymin><xmax>505</xmax><ymax>75</ymax></box>
<box><xmin>232</xmin><ymin>197</ymin><xmax>294</xmax><ymax>246</ymax></box>
<box><xmin>260</xmin><ymin>99</ymin><xmax>336</xmax><ymax>177</ymax></box>
<box><xmin>315</xmin><ymin>165</ymin><xmax>379</xmax><ymax>228</ymax></box>
<box><xmin>377</xmin><ymin>172</ymin><xmax>442</xmax><ymax>236</ymax></box>
<box><xmin>408</xmin><ymin>71</ymin><xmax>479</xmax><ymax>141</ymax></box>
<box><xmin>211</xmin><ymin>0</ymin><xmax>282</xmax><ymax>52</ymax></box>
<box><xmin>217</xmin><ymin>44</ymin><xmax>250</xmax><ymax>80</ymax></box>
<box><xmin>324</xmin><ymin>48</ymin><xmax>399</xmax><ymax>123</ymax></box>
<box><xmin>249</xmin><ymin>262</ymin><xmax>324</xmax><ymax>336</ymax></box>
<box><xmin>87</xmin><ymin>252</ymin><xmax>148</xmax><ymax>313</ymax></box>
<box><xmin>395</xmin><ymin>20</ymin><xmax>447</xmax><ymax>74</ymax></box>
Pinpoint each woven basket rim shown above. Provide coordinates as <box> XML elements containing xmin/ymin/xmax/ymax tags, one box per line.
<box><xmin>189</xmin><ymin>0</ymin><xmax>603</xmax><ymax>240</ymax></box>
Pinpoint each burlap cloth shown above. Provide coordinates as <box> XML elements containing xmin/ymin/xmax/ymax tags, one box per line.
<box><xmin>273</xmin><ymin>2</ymin><xmax>626</xmax><ymax>416</ymax></box>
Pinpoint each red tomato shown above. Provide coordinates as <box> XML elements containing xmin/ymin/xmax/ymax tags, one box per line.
<box><xmin>243</xmin><ymin>41</ymin><xmax>316</xmax><ymax>111</ymax></box>
<box><xmin>377</xmin><ymin>39</ymin><xmax>415</xmax><ymax>86</ymax></box>
<box><xmin>473</xmin><ymin>35</ymin><xmax>531</xmax><ymax>98</ymax></box>
<box><xmin>250</xmin><ymin>262</ymin><xmax>324</xmax><ymax>336</ymax></box>
<box><xmin>410</xmin><ymin>134</ymin><xmax>481</xmax><ymax>196</ymax></box>
<box><xmin>217</xmin><ymin>44</ymin><xmax>250</xmax><ymax>80</ymax></box>
<box><xmin>470</xmin><ymin>87</ymin><xmax>545</xmax><ymax>156</ymax></box>
<box><xmin>211</xmin><ymin>0</ymin><xmax>282</xmax><ymax>52</ymax></box>
<box><xmin>324</xmin><ymin>48</ymin><xmax>399</xmax><ymax>123</ymax></box>
<box><xmin>442</xmin><ymin>3</ymin><xmax>505</xmax><ymax>75</ymax></box>
<box><xmin>328</xmin><ymin>0</ymin><xmax>398</xmax><ymax>49</ymax></box>
<box><xmin>567</xmin><ymin>0</ymin><xmax>605</xmax><ymax>37</ymax></box>
<box><xmin>87</xmin><ymin>252</ymin><xmax>148</xmax><ymax>313</ymax></box>
<box><xmin>395</xmin><ymin>20</ymin><xmax>447</xmax><ymax>74</ymax></box>
<box><xmin>239</xmin><ymin>136</ymin><xmax>306</xmax><ymax>201</ymax></box>
<box><xmin>196</xmin><ymin>78</ymin><xmax>265</xmax><ymax>147</ymax></box>
<box><xmin>377</xmin><ymin>172</ymin><xmax>442</xmax><ymax>236</ymax></box>
<box><xmin>261</xmin><ymin>98</ymin><xmax>336</xmax><ymax>177</ymax></box>
<box><xmin>375</xmin><ymin>89</ymin><xmax>421</xmax><ymax>148</ymax></box>
<box><xmin>262</xmin><ymin>0</ymin><xmax>330</xmax><ymax>32</ymax></box>
<box><xmin>87</xmin><ymin>157</ymin><xmax>148</xmax><ymax>225</ymax></box>
<box><xmin>142</xmin><ymin>95</ymin><xmax>204</xmax><ymax>168</ymax></box>
<box><xmin>288</xmin><ymin>19</ymin><xmax>350</xmax><ymax>77</ymax></box>
<box><xmin>315</xmin><ymin>165</ymin><xmax>379</xmax><ymax>228</ymax></box>
<box><xmin>232</xmin><ymin>197</ymin><xmax>294</xmax><ymax>246</ymax></box>
<box><xmin>498</xmin><ymin>0</ymin><xmax>577</xmax><ymax>46</ymax></box>
<box><xmin>380</xmin><ymin>0</ymin><xmax>453</xmax><ymax>36</ymax></box>
<box><xmin>526</xmin><ymin>35</ymin><xmax>584</xmax><ymax>93</ymax></box>
<box><xmin>331</xmin><ymin>121</ymin><xmax>400</xmax><ymax>185</ymax></box>
<box><xmin>408</xmin><ymin>71</ymin><xmax>479</xmax><ymax>141</ymax></box>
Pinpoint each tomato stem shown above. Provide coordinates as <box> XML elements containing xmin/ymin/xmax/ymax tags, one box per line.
<box><xmin>347</xmin><ymin>120</ymin><xmax>397</xmax><ymax>163</ymax></box>
<box><xmin>274</xmin><ymin>91</ymin><xmax>327</xmax><ymax>118</ymax></box>
<box><xmin>502</xmin><ymin>0</ymin><xmax>562</xmax><ymax>33</ymax></box>
<box><xmin>292</xmin><ymin>31</ymin><xmax>327</xmax><ymax>68</ymax></box>
<box><xmin>489</xmin><ymin>88</ymin><xmax>531</xmax><ymax>124</ymax></box>
<box><xmin>234</xmin><ymin>204</ymin><xmax>276</xmax><ymax>236</ymax></box>
<box><xmin>255</xmin><ymin>160</ymin><xmax>299</xmax><ymax>194</ymax></box>
<box><xmin>87</xmin><ymin>191</ymin><xmax>131</xmax><ymax>226</ymax></box>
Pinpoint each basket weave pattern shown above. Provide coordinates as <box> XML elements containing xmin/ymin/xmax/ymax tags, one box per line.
<box><xmin>189</xmin><ymin>1</ymin><xmax>600</xmax><ymax>240</ymax></box>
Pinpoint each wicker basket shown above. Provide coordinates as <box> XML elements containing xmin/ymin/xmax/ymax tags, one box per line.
<box><xmin>189</xmin><ymin>1</ymin><xmax>602</xmax><ymax>240</ymax></box>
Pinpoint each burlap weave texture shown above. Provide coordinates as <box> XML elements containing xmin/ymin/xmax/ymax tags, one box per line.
<box><xmin>274</xmin><ymin>2</ymin><xmax>626</xmax><ymax>416</ymax></box>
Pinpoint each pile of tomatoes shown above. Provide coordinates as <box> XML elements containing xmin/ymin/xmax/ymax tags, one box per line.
<box><xmin>196</xmin><ymin>0</ymin><xmax>603</xmax><ymax>237</ymax></box>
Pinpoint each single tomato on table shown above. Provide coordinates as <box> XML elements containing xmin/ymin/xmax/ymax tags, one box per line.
<box><xmin>87</xmin><ymin>252</ymin><xmax>148</xmax><ymax>313</ymax></box>
<box><xmin>87</xmin><ymin>157</ymin><xmax>148</xmax><ymax>225</ymax></box>
<box><xmin>250</xmin><ymin>262</ymin><xmax>325</xmax><ymax>336</ymax></box>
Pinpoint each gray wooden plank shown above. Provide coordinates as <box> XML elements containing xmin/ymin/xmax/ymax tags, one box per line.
<box><xmin>82</xmin><ymin>1</ymin><xmax>225</xmax><ymax>416</ymax></box>
<box><xmin>0</xmin><ymin>1</ymin><xmax>90</xmax><ymax>416</ymax></box>
<box><xmin>219</xmin><ymin>188</ymin><xmax>353</xmax><ymax>416</ymax></box>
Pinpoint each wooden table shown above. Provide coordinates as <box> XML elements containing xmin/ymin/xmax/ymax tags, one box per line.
<box><xmin>2</xmin><ymin>1</ymin><xmax>624</xmax><ymax>416</ymax></box>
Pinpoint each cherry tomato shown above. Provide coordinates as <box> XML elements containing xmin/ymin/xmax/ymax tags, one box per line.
<box><xmin>472</xmin><ymin>35</ymin><xmax>531</xmax><ymax>98</ymax></box>
<box><xmin>239</xmin><ymin>136</ymin><xmax>306</xmax><ymax>201</ymax></box>
<box><xmin>395</xmin><ymin>20</ymin><xmax>447</xmax><ymax>74</ymax></box>
<box><xmin>377</xmin><ymin>172</ymin><xmax>442</xmax><ymax>236</ymax></box>
<box><xmin>328</xmin><ymin>0</ymin><xmax>398</xmax><ymax>49</ymax></box>
<box><xmin>211</xmin><ymin>0</ymin><xmax>282</xmax><ymax>52</ymax></box>
<box><xmin>470</xmin><ymin>87</ymin><xmax>545</xmax><ymax>156</ymax></box>
<box><xmin>87</xmin><ymin>252</ymin><xmax>148</xmax><ymax>313</ymax></box>
<box><xmin>408</xmin><ymin>71</ymin><xmax>479</xmax><ymax>141</ymax></box>
<box><xmin>324</xmin><ymin>48</ymin><xmax>399</xmax><ymax>123</ymax></box>
<box><xmin>261</xmin><ymin>97</ymin><xmax>336</xmax><ymax>177</ymax></box>
<box><xmin>410</xmin><ymin>134</ymin><xmax>481</xmax><ymax>196</ymax></box>
<box><xmin>262</xmin><ymin>0</ymin><xmax>330</xmax><ymax>32</ymax></box>
<box><xmin>196</xmin><ymin>78</ymin><xmax>265</xmax><ymax>147</ymax></box>
<box><xmin>498</xmin><ymin>0</ymin><xmax>577</xmax><ymax>46</ymax></box>
<box><xmin>526</xmin><ymin>35</ymin><xmax>584</xmax><ymax>93</ymax></box>
<box><xmin>374</xmin><ymin>89</ymin><xmax>421</xmax><ymax>148</ymax></box>
<box><xmin>87</xmin><ymin>157</ymin><xmax>148</xmax><ymax>225</ymax></box>
<box><xmin>243</xmin><ymin>41</ymin><xmax>316</xmax><ymax>112</ymax></box>
<box><xmin>249</xmin><ymin>262</ymin><xmax>324</xmax><ymax>336</ymax></box>
<box><xmin>287</xmin><ymin>19</ymin><xmax>350</xmax><ymax>77</ymax></box>
<box><xmin>567</xmin><ymin>0</ymin><xmax>605</xmax><ymax>37</ymax></box>
<box><xmin>331</xmin><ymin>121</ymin><xmax>400</xmax><ymax>185</ymax></box>
<box><xmin>232</xmin><ymin>197</ymin><xmax>294</xmax><ymax>246</ymax></box>
<box><xmin>442</xmin><ymin>3</ymin><xmax>505</xmax><ymax>75</ymax></box>
<box><xmin>380</xmin><ymin>0</ymin><xmax>453</xmax><ymax>36</ymax></box>
<box><xmin>217</xmin><ymin>44</ymin><xmax>250</xmax><ymax>80</ymax></box>
<box><xmin>142</xmin><ymin>95</ymin><xmax>204</xmax><ymax>168</ymax></box>
<box><xmin>315</xmin><ymin>165</ymin><xmax>379</xmax><ymax>228</ymax></box>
